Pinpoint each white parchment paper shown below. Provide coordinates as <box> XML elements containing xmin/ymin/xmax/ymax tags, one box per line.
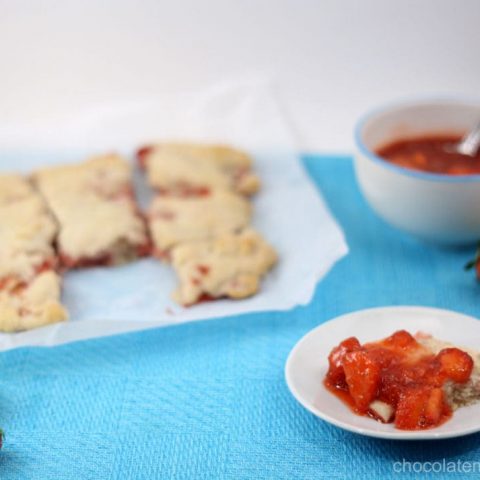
<box><xmin>0</xmin><ymin>80</ymin><xmax>348</xmax><ymax>350</ymax></box>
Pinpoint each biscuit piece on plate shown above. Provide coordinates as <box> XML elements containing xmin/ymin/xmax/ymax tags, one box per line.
<box><xmin>137</xmin><ymin>142</ymin><xmax>261</xmax><ymax>196</ymax></box>
<box><xmin>171</xmin><ymin>229</ymin><xmax>277</xmax><ymax>305</ymax></box>
<box><xmin>148</xmin><ymin>190</ymin><xmax>252</xmax><ymax>259</ymax></box>
<box><xmin>34</xmin><ymin>154</ymin><xmax>151</xmax><ymax>268</ymax></box>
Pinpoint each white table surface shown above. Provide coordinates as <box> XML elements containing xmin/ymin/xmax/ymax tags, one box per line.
<box><xmin>1</xmin><ymin>0</ymin><xmax>479</xmax><ymax>152</ymax></box>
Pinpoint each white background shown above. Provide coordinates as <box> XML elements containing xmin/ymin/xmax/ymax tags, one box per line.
<box><xmin>1</xmin><ymin>0</ymin><xmax>479</xmax><ymax>152</ymax></box>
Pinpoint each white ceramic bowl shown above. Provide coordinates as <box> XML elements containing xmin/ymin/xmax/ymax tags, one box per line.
<box><xmin>354</xmin><ymin>99</ymin><xmax>480</xmax><ymax>245</ymax></box>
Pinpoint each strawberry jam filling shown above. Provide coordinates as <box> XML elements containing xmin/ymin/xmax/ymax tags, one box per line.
<box><xmin>157</xmin><ymin>184</ymin><xmax>211</xmax><ymax>198</ymax></box>
<box><xmin>324</xmin><ymin>330</ymin><xmax>474</xmax><ymax>430</ymax></box>
<box><xmin>187</xmin><ymin>293</ymin><xmax>217</xmax><ymax>306</ymax></box>
<box><xmin>136</xmin><ymin>240</ymin><xmax>153</xmax><ymax>258</ymax></box>
<box><xmin>136</xmin><ymin>146</ymin><xmax>154</xmax><ymax>169</ymax></box>
<box><xmin>0</xmin><ymin>279</ymin><xmax>28</xmax><ymax>295</ymax></box>
<box><xmin>0</xmin><ymin>257</ymin><xmax>58</xmax><ymax>292</ymax></box>
<box><xmin>153</xmin><ymin>248</ymin><xmax>171</xmax><ymax>262</ymax></box>
<box><xmin>60</xmin><ymin>240</ymin><xmax>152</xmax><ymax>269</ymax></box>
<box><xmin>35</xmin><ymin>257</ymin><xmax>58</xmax><ymax>273</ymax></box>
<box><xmin>60</xmin><ymin>252</ymin><xmax>113</xmax><ymax>269</ymax></box>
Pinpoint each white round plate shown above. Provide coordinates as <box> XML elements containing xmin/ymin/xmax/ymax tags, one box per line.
<box><xmin>285</xmin><ymin>306</ymin><xmax>480</xmax><ymax>440</ymax></box>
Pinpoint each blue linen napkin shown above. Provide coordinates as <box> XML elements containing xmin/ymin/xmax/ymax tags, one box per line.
<box><xmin>0</xmin><ymin>155</ymin><xmax>478</xmax><ymax>480</ymax></box>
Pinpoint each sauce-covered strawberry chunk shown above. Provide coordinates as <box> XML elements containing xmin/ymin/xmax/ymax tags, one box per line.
<box><xmin>324</xmin><ymin>330</ymin><xmax>474</xmax><ymax>430</ymax></box>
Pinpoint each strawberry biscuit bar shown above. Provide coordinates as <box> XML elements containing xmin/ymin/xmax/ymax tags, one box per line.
<box><xmin>137</xmin><ymin>142</ymin><xmax>261</xmax><ymax>196</ymax></box>
<box><xmin>0</xmin><ymin>174</ymin><xmax>67</xmax><ymax>331</ymax></box>
<box><xmin>148</xmin><ymin>190</ymin><xmax>251</xmax><ymax>259</ymax></box>
<box><xmin>34</xmin><ymin>154</ymin><xmax>150</xmax><ymax>268</ymax></box>
<box><xmin>171</xmin><ymin>229</ymin><xmax>277</xmax><ymax>305</ymax></box>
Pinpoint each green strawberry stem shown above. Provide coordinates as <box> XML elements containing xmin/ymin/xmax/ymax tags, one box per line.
<box><xmin>465</xmin><ymin>242</ymin><xmax>480</xmax><ymax>275</ymax></box>
<box><xmin>465</xmin><ymin>259</ymin><xmax>477</xmax><ymax>271</ymax></box>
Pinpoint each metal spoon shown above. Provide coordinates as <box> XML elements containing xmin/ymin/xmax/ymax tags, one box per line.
<box><xmin>455</xmin><ymin>121</ymin><xmax>480</xmax><ymax>157</ymax></box>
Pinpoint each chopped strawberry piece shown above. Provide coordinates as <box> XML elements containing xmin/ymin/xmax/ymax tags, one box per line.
<box><xmin>343</xmin><ymin>350</ymin><xmax>380</xmax><ymax>412</ymax></box>
<box><xmin>395</xmin><ymin>387</ymin><xmax>446</xmax><ymax>430</ymax></box>
<box><xmin>447</xmin><ymin>165</ymin><xmax>472</xmax><ymax>175</ymax></box>
<box><xmin>326</xmin><ymin>337</ymin><xmax>361</xmax><ymax>387</ymax></box>
<box><xmin>382</xmin><ymin>330</ymin><xmax>417</xmax><ymax>350</ymax></box>
<box><xmin>437</xmin><ymin>348</ymin><xmax>474</xmax><ymax>384</ymax></box>
<box><xmin>395</xmin><ymin>388</ymin><xmax>429</xmax><ymax>430</ymax></box>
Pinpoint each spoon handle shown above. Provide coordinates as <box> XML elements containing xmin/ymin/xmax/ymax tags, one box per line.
<box><xmin>457</xmin><ymin>121</ymin><xmax>480</xmax><ymax>157</ymax></box>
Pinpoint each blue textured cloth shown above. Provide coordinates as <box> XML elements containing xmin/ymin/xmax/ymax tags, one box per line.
<box><xmin>1</xmin><ymin>155</ymin><xmax>480</xmax><ymax>479</ymax></box>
